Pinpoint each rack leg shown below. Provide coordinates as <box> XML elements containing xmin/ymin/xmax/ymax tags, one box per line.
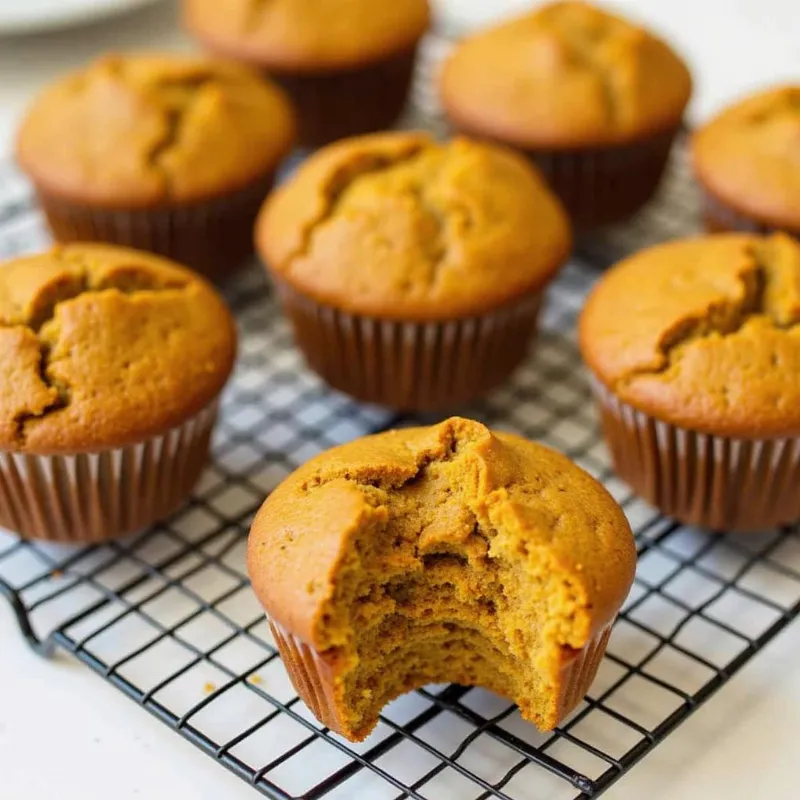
<box><xmin>0</xmin><ymin>580</ymin><xmax>56</xmax><ymax>658</ymax></box>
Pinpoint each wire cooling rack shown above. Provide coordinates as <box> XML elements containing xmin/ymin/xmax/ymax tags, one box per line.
<box><xmin>2</xmin><ymin>34</ymin><xmax>800</xmax><ymax>800</ymax></box>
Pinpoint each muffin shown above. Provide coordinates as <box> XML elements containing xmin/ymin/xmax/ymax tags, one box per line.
<box><xmin>255</xmin><ymin>131</ymin><xmax>572</xmax><ymax>411</ymax></box>
<box><xmin>580</xmin><ymin>233</ymin><xmax>800</xmax><ymax>532</ymax></box>
<box><xmin>182</xmin><ymin>0</ymin><xmax>430</xmax><ymax>147</ymax></box>
<box><xmin>16</xmin><ymin>53</ymin><xmax>296</xmax><ymax>281</ymax></box>
<box><xmin>692</xmin><ymin>86</ymin><xmax>800</xmax><ymax>238</ymax></box>
<box><xmin>440</xmin><ymin>1</ymin><xmax>692</xmax><ymax>229</ymax></box>
<box><xmin>248</xmin><ymin>417</ymin><xmax>636</xmax><ymax>741</ymax></box>
<box><xmin>0</xmin><ymin>243</ymin><xmax>237</xmax><ymax>543</ymax></box>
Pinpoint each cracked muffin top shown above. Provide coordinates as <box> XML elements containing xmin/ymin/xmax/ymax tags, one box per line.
<box><xmin>0</xmin><ymin>243</ymin><xmax>237</xmax><ymax>454</ymax></box>
<box><xmin>691</xmin><ymin>86</ymin><xmax>800</xmax><ymax>231</ymax></box>
<box><xmin>255</xmin><ymin>131</ymin><xmax>572</xmax><ymax>320</ymax></box>
<box><xmin>579</xmin><ymin>233</ymin><xmax>800</xmax><ymax>438</ymax></box>
<box><xmin>440</xmin><ymin>1</ymin><xmax>692</xmax><ymax>149</ymax></box>
<box><xmin>248</xmin><ymin>417</ymin><xmax>636</xmax><ymax>652</ymax></box>
<box><xmin>182</xmin><ymin>0</ymin><xmax>430</xmax><ymax>72</ymax></box>
<box><xmin>16</xmin><ymin>53</ymin><xmax>296</xmax><ymax>207</ymax></box>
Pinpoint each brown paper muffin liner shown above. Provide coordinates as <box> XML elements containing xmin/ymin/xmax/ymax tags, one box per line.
<box><xmin>269</xmin><ymin>616</ymin><xmax>614</xmax><ymax>736</ymax></box>
<box><xmin>0</xmin><ymin>402</ymin><xmax>218</xmax><ymax>544</ymax></box>
<box><xmin>274</xmin><ymin>278</ymin><xmax>544</xmax><ymax>411</ymax></box>
<box><xmin>700</xmin><ymin>189</ymin><xmax>800</xmax><ymax>239</ymax></box>
<box><xmin>592</xmin><ymin>379</ymin><xmax>800</xmax><ymax>531</ymax></box>
<box><xmin>35</xmin><ymin>175</ymin><xmax>275</xmax><ymax>282</ymax></box>
<box><xmin>519</xmin><ymin>127</ymin><xmax>680</xmax><ymax>230</ymax></box>
<box><xmin>270</xmin><ymin>48</ymin><xmax>418</xmax><ymax>148</ymax></box>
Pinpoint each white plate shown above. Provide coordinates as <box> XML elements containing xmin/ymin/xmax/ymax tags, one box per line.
<box><xmin>0</xmin><ymin>0</ymin><xmax>163</xmax><ymax>35</ymax></box>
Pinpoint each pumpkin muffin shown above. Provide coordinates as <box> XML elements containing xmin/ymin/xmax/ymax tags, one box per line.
<box><xmin>182</xmin><ymin>0</ymin><xmax>430</xmax><ymax>147</ymax></box>
<box><xmin>255</xmin><ymin>131</ymin><xmax>572</xmax><ymax>411</ymax></box>
<box><xmin>248</xmin><ymin>417</ymin><xmax>636</xmax><ymax>741</ymax></box>
<box><xmin>0</xmin><ymin>243</ymin><xmax>237</xmax><ymax>543</ymax></box>
<box><xmin>440</xmin><ymin>1</ymin><xmax>692</xmax><ymax>229</ymax></box>
<box><xmin>580</xmin><ymin>233</ymin><xmax>800</xmax><ymax>532</ymax></box>
<box><xmin>16</xmin><ymin>53</ymin><xmax>296</xmax><ymax>280</ymax></box>
<box><xmin>692</xmin><ymin>86</ymin><xmax>800</xmax><ymax>239</ymax></box>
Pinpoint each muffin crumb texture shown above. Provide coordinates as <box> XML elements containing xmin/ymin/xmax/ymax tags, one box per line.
<box><xmin>249</xmin><ymin>418</ymin><xmax>635</xmax><ymax>741</ymax></box>
<box><xmin>258</xmin><ymin>132</ymin><xmax>571</xmax><ymax>319</ymax></box>
<box><xmin>580</xmin><ymin>233</ymin><xmax>800</xmax><ymax>437</ymax></box>
<box><xmin>0</xmin><ymin>244</ymin><xmax>236</xmax><ymax>453</ymax></box>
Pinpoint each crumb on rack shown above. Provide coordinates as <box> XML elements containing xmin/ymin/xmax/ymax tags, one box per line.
<box><xmin>249</xmin><ymin>674</ymin><xmax>263</xmax><ymax>685</ymax></box>
<box><xmin>203</xmin><ymin>682</ymin><xmax>216</xmax><ymax>694</ymax></box>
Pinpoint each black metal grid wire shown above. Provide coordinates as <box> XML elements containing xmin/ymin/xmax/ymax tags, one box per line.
<box><xmin>2</xmin><ymin>34</ymin><xmax>800</xmax><ymax>800</ymax></box>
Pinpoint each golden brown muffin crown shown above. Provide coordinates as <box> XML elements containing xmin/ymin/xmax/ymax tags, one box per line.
<box><xmin>256</xmin><ymin>131</ymin><xmax>572</xmax><ymax>320</ymax></box>
<box><xmin>248</xmin><ymin>417</ymin><xmax>636</xmax><ymax>652</ymax></box>
<box><xmin>580</xmin><ymin>233</ymin><xmax>800</xmax><ymax>438</ymax></box>
<box><xmin>440</xmin><ymin>0</ymin><xmax>691</xmax><ymax>148</ymax></box>
<box><xmin>16</xmin><ymin>53</ymin><xmax>296</xmax><ymax>207</ymax></box>
<box><xmin>692</xmin><ymin>86</ymin><xmax>800</xmax><ymax>230</ymax></box>
<box><xmin>0</xmin><ymin>243</ymin><xmax>237</xmax><ymax>454</ymax></box>
<box><xmin>182</xmin><ymin>0</ymin><xmax>430</xmax><ymax>71</ymax></box>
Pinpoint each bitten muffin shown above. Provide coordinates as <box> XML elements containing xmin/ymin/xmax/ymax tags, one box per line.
<box><xmin>692</xmin><ymin>86</ymin><xmax>800</xmax><ymax>238</ymax></box>
<box><xmin>0</xmin><ymin>243</ymin><xmax>237</xmax><ymax>543</ymax></box>
<box><xmin>255</xmin><ymin>131</ymin><xmax>572</xmax><ymax>411</ymax></box>
<box><xmin>580</xmin><ymin>233</ymin><xmax>800</xmax><ymax>532</ymax></box>
<box><xmin>248</xmin><ymin>417</ymin><xmax>636</xmax><ymax>741</ymax></box>
<box><xmin>16</xmin><ymin>53</ymin><xmax>295</xmax><ymax>280</ymax></box>
<box><xmin>440</xmin><ymin>1</ymin><xmax>692</xmax><ymax>229</ymax></box>
<box><xmin>182</xmin><ymin>0</ymin><xmax>430</xmax><ymax>147</ymax></box>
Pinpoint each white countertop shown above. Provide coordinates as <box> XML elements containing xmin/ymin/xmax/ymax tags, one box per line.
<box><xmin>0</xmin><ymin>1</ymin><xmax>798</xmax><ymax>798</ymax></box>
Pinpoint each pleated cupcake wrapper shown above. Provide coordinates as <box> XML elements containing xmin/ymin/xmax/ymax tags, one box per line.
<box><xmin>591</xmin><ymin>378</ymin><xmax>800</xmax><ymax>531</ymax></box>
<box><xmin>269</xmin><ymin>616</ymin><xmax>614</xmax><ymax>737</ymax></box>
<box><xmin>0</xmin><ymin>402</ymin><xmax>218</xmax><ymax>544</ymax></box>
<box><xmin>269</xmin><ymin>620</ymin><xmax>342</xmax><ymax>734</ymax></box>
<box><xmin>556</xmin><ymin>621</ymin><xmax>614</xmax><ymax>722</ymax></box>
<box><xmin>275</xmin><ymin>279</ymin><xmax>544</xmax><ymax>411</ymax></box>
<box><xmin>35</xmin><ymin>175</ymin><xmax>275</xmax><ymax>282</ymax></box>
<box><xmin>700</xmin><ymin>189</ymin><xmax>800</xmax><ymax>239</ymax></box>
<box><xmin>270</xmin><ymin>47</ymin><xmax>418</xmax><ymax>148</ymax></box>
<box><xmin>520</xmin><ymin>127</ymin><xmax>679</xmax><ymax>230</ymax></box>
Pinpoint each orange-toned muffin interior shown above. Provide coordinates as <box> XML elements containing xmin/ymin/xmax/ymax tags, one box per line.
<box><xmin>249</xmin><ymin>418</ymin><xmax>636</xmax><ymax>741</ymax></box>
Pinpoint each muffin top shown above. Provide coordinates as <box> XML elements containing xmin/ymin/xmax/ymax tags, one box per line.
<box><xmin>580</xmin><ymin>233</ymin><xmax>800</xmax><ymax>438</ymax></box>
<box><xmin>248</xmin><ymin>417</ymin><xmax>636</xmax><ymax>649</ymax></box>
<box><xmin>182</xmin><ymin>0</ymin><xmax>430</xmax><ymax>71</ymax></box>
<box><xmin>16</xmin><ymin>53</ymin><xmax>296</xmax><ymax>208</ymax></box>
<box><xmin>0</xmin><ymin>244</ymin><xmax>237</xmax><ymax>455</ymax></box>
<box><xmin>256</xmin><ymin>131</ymin><xmax>572</xmax><ymax>320</ymax></box>
<box><xmin>692</xmin><ymin>86</ymin><xmax>800</xmax><ymax>230</ymax></box>
<box><xmin>440</xmin><ymin>1</ymin><xmax>691</xmax><ymax>149</ymax></box>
